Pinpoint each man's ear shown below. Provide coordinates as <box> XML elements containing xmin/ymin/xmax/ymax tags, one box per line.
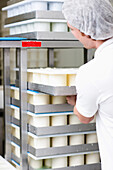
<box><xmin>81</xmin><ymin>32</ymin><xmax>91</xmax><ymax>38</ymax></box>
<box><xmin>81</xmin><ymin>32</ymin><xmax>86</xmax><ymax>36</ymax></box>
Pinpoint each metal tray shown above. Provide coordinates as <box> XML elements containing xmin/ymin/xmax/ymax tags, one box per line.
<box><xmin>7</xmin><ymin>32</ymin><xmax>76</xmax><ymax>41</ymax></box>
<box><xmin>28</xmin><ymin>82</ymin><xmax>76</xmax><ymax>96</ymax></box>
<box><xmin>11</xmin><ymin>116</ymin><xmax>96</xmax><ymax>137</ymax></box>
<box><xmin>11</xmin><ymin>98</ymin><xmax>73</xmax><ymax>113</ymax></box>
<box><xmin>5</xmin><ymin>11</ymin><xmax>65</xmax><ymax>25</ymax></box>
<box><xmin>15</xmin><ymin>79</ymin><xmax>76</xmax><ymax>96</ymax></box>
<box><xmin>28</xmin><ymin>123</ymin><xmax>96</xmax><ymax>137</ymax></box>
<box><xmin>28</xmin><ymin>143</ymin><xmax>99</xmax><ymax>158</ymax></box>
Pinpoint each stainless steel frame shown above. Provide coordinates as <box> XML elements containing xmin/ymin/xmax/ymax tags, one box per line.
<box><xmin>19</xmin><ymin>48</ymin><xmax>28</xmax><ymax>169</ymax></box>
<box><xmin>3</xmin><ymin>48</ymin><xmax>11</xmax><ymax>162</ymax></box>
<box><xmin>3</xmin><ymin>41</ymin><xmax>28</xmax><ymax>170</ymax></box>
<box><xmin>48</xmin><ymin>48</ymin><xmax>54</xmax><ymax>67</ymax></box>
<box><xmin>3</xmin><ymin>39</ymin><xmax>100</xmax><ymax>170</ymax></box>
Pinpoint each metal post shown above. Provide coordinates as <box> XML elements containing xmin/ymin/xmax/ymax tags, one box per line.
<box><xmin>16</xmin><ymin>49</ymin><xmax>20</xmax><ymax>80</ymax></box>
<box><xmin>83</xmin><ymin>48</ymin><xmax>88</xmax><ymax>64</ymax></box>
<box><xmin>3</xmin><ymin>48</ymin><xmax>11</xmax><ymax>162</ymax></box>
<box><xmin>87</xmin><ymin>49</ymin><xmax>95</xmax><ymax>61</ymax></box>
<box><xmin>19</xmin><ymin>48</ymin><xmax>28</xmax><ymax>170</ymax></box>
<box><xmin>47</xmin><ymin>48</ymin><xmax>54</xmax><ymax>67</ymax></box>
<box><xmin>16</xmin><ymin>48</ymin><xmax>20</xmax><ymax>68</ymax></box>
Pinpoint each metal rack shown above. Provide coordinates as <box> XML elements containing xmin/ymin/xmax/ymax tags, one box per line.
<box><xmin>2</xmin><ymin>38</ymin><xmax>101</xmax><ymax>170</ymax></box>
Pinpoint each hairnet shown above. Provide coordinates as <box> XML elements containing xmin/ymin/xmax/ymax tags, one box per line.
<box><xmin>62</xmin><ymin>0</ymin><xmax>113</xmax><ymax>40</ymax></box>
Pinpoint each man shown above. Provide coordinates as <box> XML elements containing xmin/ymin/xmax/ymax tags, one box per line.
<box><xmin>62</xmin><ymin>0</ymin><xmax>113</xmax><ymax>169</ymax></box>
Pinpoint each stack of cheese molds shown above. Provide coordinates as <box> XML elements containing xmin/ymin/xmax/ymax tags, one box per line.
<box><xmin>10</xmin><ymin>67</ymin><xmax>100</xmax><ymax>170</ymax></box>
<box><xmin>2</xmin><ymin>0</ymin><xmax>75</xmax><ymax>40</ymax></box>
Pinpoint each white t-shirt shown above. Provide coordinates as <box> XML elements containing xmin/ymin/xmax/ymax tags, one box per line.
<box><xmin>76</xmin><ymin>38</ymin><xmax>113</xmax><ymax>170</ymax></box>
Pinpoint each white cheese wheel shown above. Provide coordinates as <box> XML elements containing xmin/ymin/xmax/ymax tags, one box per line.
<box><xmin>15</xmin><ymin>26</ymin><xmax>21</xmax><ymax>34</ymax></box>
<box><xmin>67</xmin><ymin>74</ymin><xmax>76</xmax><ymax>86</ymax></box>
<box><xmin>14</xmin><ymin>89</ymin><xmax>19</xmax><ymax>100</ymax></box>
<box><xmin>49</xmin><ymin>74</ymin><xmax>67</xmax><ymax>86</ymax></box>
<box><xmin>40</xmin><ymin>73</ymin><xmax>49</xmax><ymax>85</ymax></box>
<box><xmin>28</xmin><ymin>135</ymin><xmax>50</xmax><ymax>149</ymax></box>
<box><xmin>12</xmin><ymin>107</ymin><xmax>20</xmax><ymax>120</ymax></box>
<box><xmin>27</xmin><ymin>72</ymin><xmax>41</xmax><ymax>84</ymax></box>
<box><xmin>49</xmin><ymin>2</ymin><xmax>63</xmax><ymax>11</ymax></box>
<box><xmin>31</xmin><ymin>1</ymin><xmax>47</xmax><ymax>11</ymax></box>
<box><xmin>10</xmin><ymin>89</ymin><xmax>14</xmax><ymax>98</ymax></box>
<box><xmin>34</xmin><ymin>22</ymin><xmax>50</xmax><ymax>32</ymax></box>
<box><xmin>28</xmin><ymin>156</ymin><xmax>42</xmax><ymax>169</ymax></box>
<box><xmin>86</xmin><ymin>133</ymin><xmax>98</xmax><ymax>144</ymax></box>
<box><xmin>52</xmin><ymin>23</ymin><xmax>67</xmax><ymax>32</ymax></box>
<box><xmin>11</xmin><ymin>89</ymin><xmax>19</xmax><ymax>100</ymax></box>
<box><xmin>69</xmin><ymin>135</ymin><xmax>84</xmax><ymax>145</ymax></box>
<box><xmin>21</xmin><ymin>25</ymin><xmax>27</xmax><ymax>34</ymax></box>
<box><xmin>51</xmin><ymin>115</ymin><xmax>67</xmax><ymax>126</ymax></box>
<box><xmin>12</xmin><ymin>126</ymin><xmax>20</xmax><ymax>139</ymax></box>
<box><xmin>51</xmin><ymin>96</ymin><xmax>66</xmax><ymax>104</ymax></box>
<box><xmin>69</xmin><ymin>155</ymin><xmax>84</xmax><ymax>166</ymax></box>
<box><xmin>44</xmin><ymin>159</ymin><xmax>52</xmax><ymax>168</ymax></box>
<box><xmin>52</xmin><ymin>157</ymin><xmax>67</xmax><ymax>169</ymax></box>
<box><xmin>27</xmin><ymin>93</ymin><xmax>50</xmax><ymax>105</ymax></box>
<box><xmin>52</xmin><ymin>136</ymin><xmax>67</xmax><ymax>147</ymax></box>
<box><xmin>69</xmin><ymin>114</ymin><xmax>81</xmax><ymax>125</ymax></box>
<box><xmin>28</xmin><ymin>115</ymin><xmax>50</xmax><ymax>127</ymax></box>
<box><xmin>13</xmin><ymin>145</ymin><xmax>20</xmax><ymax>158</ymax></box>
<box><xmin>86</xmin><ymin>153</ymin><xmax>100</xmax><ymax>164</ymax></box>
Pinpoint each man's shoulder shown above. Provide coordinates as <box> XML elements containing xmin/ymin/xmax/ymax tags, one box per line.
<box><xmin>78</xmin><ymin>60</ymin><xmax>95</xmax><ymax>76</ymax></box>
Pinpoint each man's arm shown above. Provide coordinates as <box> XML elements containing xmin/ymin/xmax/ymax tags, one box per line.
<box><xmin>66</xmin><ymin>96</ymin><xmax>94</xmax><ymax>124</ymax></box>
<box><xmin>74</xmin><ymin>105</ymin><xmax>94</xmax><ymax>124</ymax></box>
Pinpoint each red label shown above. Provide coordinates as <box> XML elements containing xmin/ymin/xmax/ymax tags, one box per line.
<box><xmin>22</xmin><ymin>41</ymin><xmax>41</xmax><ymax>47</ymax></box>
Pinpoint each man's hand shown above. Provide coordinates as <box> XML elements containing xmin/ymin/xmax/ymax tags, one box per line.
<box><xmin>66</xmin><ymin>95</ymin><xmax>94</xmax><ymax>124</ymax></box>
<box><xmin>66</xmin><ymin>95</ymin><xmax>76</xmax><ymax>106</ymax></box>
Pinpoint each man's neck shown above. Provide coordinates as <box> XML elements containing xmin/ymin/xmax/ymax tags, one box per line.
<box><xmin>96</xmin><ymin>39</ymin><xmax>111</xmax><ymax>49</ymax></box>
<box><xmin>96</xmin><ymin>40</ymin><xmax>105</xmax><ymax>49</ymax></box>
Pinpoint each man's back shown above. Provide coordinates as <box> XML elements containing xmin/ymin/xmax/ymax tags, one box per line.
<box><xmin>76</xmin><ymin>38</ymin><xmax>113</xmax><ymax>170</ymax></box>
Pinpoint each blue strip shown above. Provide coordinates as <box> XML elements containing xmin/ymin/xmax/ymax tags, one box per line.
<box><xmin>11</xmin><ymin>159</ymin><xmax>20</xmax><ymax>166</ymax></box>
<box><xmin>27</xmin><ymin>89</ymin><xmax>40</xmax><ymax>93</ymax></box>
<box><xmin>0</xmin><ymin>37</ymin><xmax>27</xmax><ymax>41</ymax></box>
<box><xmin>10</xmin><ymin>84</ymin><xmax>15</xmax><ymax>87</ymax></box>
<box><xmin>10</xmin><ymin>85</ymin><xmax>40</xmax><ymax>93</ymax></box>
<box><xmin>11</xmin><ymin>104</ymin><xmax>19</xmax><ymax>109</ymax></box>
<box><xmin>30</xmin><ymin>111</ymin><xmax>73</xmax><ymax>115</ymax></box>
